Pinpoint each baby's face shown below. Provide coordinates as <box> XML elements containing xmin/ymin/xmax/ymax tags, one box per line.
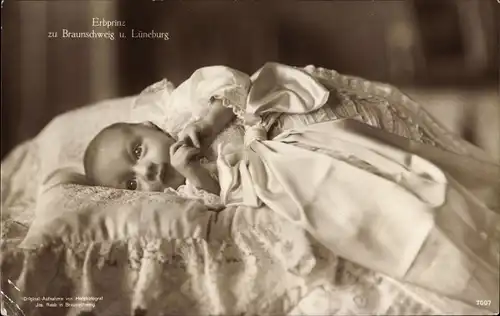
<box><xmin>87</xmin><ymin>122</ymin><xmax>185</xmax><ymax>192</ymax></box>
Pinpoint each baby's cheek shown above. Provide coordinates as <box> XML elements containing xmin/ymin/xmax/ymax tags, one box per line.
<box><xmin>137</xmin><ymin>180</ymin><xmax>158</xmax><ymax>192</ymax></box>
<box><xmin>165</xmin><ymin>172</ymin><xmax>185</xmax><ymax>191</ymax></box>
<box><xmin>143</xmin><ymin>146</ymin><xmax>158</xmax><ymax>160</ymax></box>
<box><xmin>151</xmin><ymin>182</ymin><xmax>166</xmax><ymax>193</ymax></box>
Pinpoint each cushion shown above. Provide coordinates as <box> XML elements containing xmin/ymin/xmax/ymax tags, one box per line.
<box><xmin>19</xmin><ymin>182</ymin><xmax>316</xmax><ymax>278</ymax></box>
<box><xmin>20</xmin><ymin>184</ymin><xmax>212</xmax><ymax>248</ymax></box>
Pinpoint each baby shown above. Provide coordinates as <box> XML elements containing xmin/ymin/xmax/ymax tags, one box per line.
<box><xmin>83</xmin><ymin>97</ymin><xmax>235</xmax><ymax>195</ymax></box>
<box><xmin>83</xmin><ymin>62</ymin><xmax>355</xmax><ymax>198</ymax></box>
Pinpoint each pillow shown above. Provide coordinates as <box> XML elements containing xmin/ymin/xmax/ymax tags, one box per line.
<box><xmin>20</xmin><ymin>181</ymin><xmax>317</xmax><ymax>277</ymax></box>
<box><xmin>20</xmin><ymin>183</ymin><xmax>212</xmax><ymax>249</ymax></box>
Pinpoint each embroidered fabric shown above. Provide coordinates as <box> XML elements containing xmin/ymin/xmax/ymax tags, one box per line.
<box><xmin>1</xmin><ymin>234</ymin><xmax>487</xmax><ymax>315</ymax></box>
<box><xmin>173</xmin><ymin>179</ymin><xmax>223</xmax><ymax>210</ymax></box>
<box><xmin>299</xmin><ymin>65</ymin><xmax>492</xmax><ymax>161</ymax></box>
<box><xmin>1</xmin><ymin>141</ymin><xmax>40</xmax><ymax>241</ymax></box>
<box><xmin>177</xmin><ymin>184</ymin><xmax>222</xmax><ymax>209</ymax></box>
<box><xmin>3</xmin><ymin>188</ymin><xmax>488</xmax><ymax>316</ymax></box>
<box><xmin>268</xmin><ymin>66</ymin><xmax>424</xmax><ymax>142</ymax></box>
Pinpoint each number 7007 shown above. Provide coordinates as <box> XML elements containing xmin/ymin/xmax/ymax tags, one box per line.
<box><xmin>476</xmin><ymin>300</ymin><xmax>491</xmax><ymax>306</ymax></box>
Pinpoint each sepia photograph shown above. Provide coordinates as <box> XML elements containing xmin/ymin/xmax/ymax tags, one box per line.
<box><xmin>1</xmin><ymin>0</ymin><xmax>499</xmax><ymax>315</ymax></box>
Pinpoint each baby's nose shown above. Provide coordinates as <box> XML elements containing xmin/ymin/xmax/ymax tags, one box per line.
<box><xmin>133</xmin><ymin>162</ymin><xmax>157</xmax><ymax>181</ymax></box>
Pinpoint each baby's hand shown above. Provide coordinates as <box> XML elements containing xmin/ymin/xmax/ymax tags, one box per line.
<box><xmin>170</xmin><ymin>141</ymin><xmax>202</xmax><ymax>178</ymax></box>
<box><xmin>178</xmin><ymin>120</ymin><xmax>213</xmax><ymax>149</ymax></box>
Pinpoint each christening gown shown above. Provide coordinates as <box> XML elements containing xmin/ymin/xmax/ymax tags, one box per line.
<box><xmin>134</xmin><ymin>62</ymin><xmax>499</xmax><ymax>312</ymax></box>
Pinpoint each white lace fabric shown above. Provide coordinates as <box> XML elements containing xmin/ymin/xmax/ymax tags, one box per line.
<box><xmin>165</xmin><ymin>160</ymin><xmax>224</xmax><ymax>209</ymax></box>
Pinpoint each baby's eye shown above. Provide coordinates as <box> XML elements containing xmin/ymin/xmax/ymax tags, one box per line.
<box><xmin>133</xmin><ymin>144</ymin><xmax>143</xmax><ymax>160</ymax></box>
<box><xmin>126</xmin><ymin>179</ymin><xmax>138</xmax><ymax>191</ymax></box>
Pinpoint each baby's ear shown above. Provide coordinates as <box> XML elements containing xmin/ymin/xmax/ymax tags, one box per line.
<box><xmin>42</xmin><ymin>167</ymin><xmax>90</xmax><ymax>192</ymax></box>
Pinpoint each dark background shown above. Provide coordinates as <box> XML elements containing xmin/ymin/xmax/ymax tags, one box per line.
<box><xmin>2</xmin><ymin>0</ymin><xmax>499</xmax><ymax>159</ymax></box>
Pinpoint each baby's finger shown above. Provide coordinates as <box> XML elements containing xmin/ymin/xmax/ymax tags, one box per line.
<box><xmin>179</xmin><ymin>134</ymin><xmax>194</xmax><ymax>148</ymax></box>
<box><xmin>184</xmin><ymin>147</ymin><xmax>200</xmax><ymax>160</ymax></box>
<box><xmin>170</xmin><ymin>141</ymin><xmax>185</xmax><ymax>156</ymax></box>
<box><xmin>188</xmin><ymin>130</ymin><xmax>201</xmax><ymax>148</ymax></box>
<box><xmin>175</xmin><ymin>146</ymin><xmax>198</xmax><ymax>162</ymax></box>
<box><xmin>172</xmin><ymin>142</ymin><xmax>184</xmax><ymax>153</ymax></box>
<box><xmin>178</xmin><ymin>127</ymin><xmax>188</xmax><ymax>137</ymax></box>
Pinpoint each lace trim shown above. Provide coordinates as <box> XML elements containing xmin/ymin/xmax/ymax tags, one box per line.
<box><xmin>139</xmin><ymin>78</ymin><xmax>175</xmax><ymax>95</ymax></box>
<box><xmin>211</xmin><ymin>84</ymin><xmax>249</xmax><ymax>120</ymax></box>
<box><xmin>211</xmin><ymin>95</ymin><xmax>246</xmax><ymax>127</ymax></box>
<box><xmin>175</xmin><ymin>179</ymin><xmax>223</xmax><ymax>210</ymax></box>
